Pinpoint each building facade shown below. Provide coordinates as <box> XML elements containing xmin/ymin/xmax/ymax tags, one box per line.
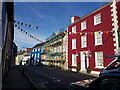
<box><xmin>41</xmin><ymin>31</ymin><xmax>66</xmax><ymax>69</ymax></box>
<box><xmin>0</xmin><ymin>1</ymin><xmax>16</xmax><ymax>89</ymax></box>
<box><xmin>30</xmin><ymin>42</ymin><xmax>45</xmax><ymax>65</ymax></box>
<box><xmin>67</xmin><ymin>1</ymin><xmax>120</xmax><ymax>74</ymax></box>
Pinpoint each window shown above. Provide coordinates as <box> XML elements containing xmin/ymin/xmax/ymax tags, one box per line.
<box><xmin>72</xmin><ymin>54</ymin><xmax>77</xmax><ymax>66</ymax></box>
<box><xmin>95</xmin><ymin>52</ymin><xmax>104</xmax><ymax>68</ymax></box>
<box><xmin>72</xmin><ymin>38</ymin><xmax>76</xmax><ymax>49</ymax></box>
<box><xmin>35</xmin><ymin>49</ymin><xmax>37</xmax><ymax>52</ymax></box>
<box><xmin>81</xmin><ymin>35</ymin><xmax>87</xmax><ymax>48</ymax></box>
<box><xmin>35</xmin><ymin>53</ymin><xmax>37</xmax><ymax>59</ymax></box>
<box><xmin>38</xmin><ymin>53</ymin><xmax>40</xmax><ymax>58</ymax></box>
<box><xmin>81</xmin><ymin>21</ymin><xmax>86</xmax><ymax>30</ymax></box>
<box><xmin>95</xmin><ymin>31</ymin><xmax>103</xmax><ymax>45</ymax></box>
<box><xmin>72</xmin><ymin>26</ymin><xmax>76</xmax><ymax>33</ymax></box>
<box><xmin>94</xmin><ymin>13</ymin><xmax>101</xmax><ymax>25</ymax></box>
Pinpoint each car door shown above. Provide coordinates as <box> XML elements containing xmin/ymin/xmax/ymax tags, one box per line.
<box><xmin>88</xmin><ymin>76</ymin><xmax>120</xmax><ymax>90</ymax></box>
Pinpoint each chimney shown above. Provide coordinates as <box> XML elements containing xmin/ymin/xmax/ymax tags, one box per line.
<box><xmin>26</xmin><ymin>48</ymin><xmax>32</xmax><ymax>52</ymax></box>
<box><xmin>71</xmin><ymin>16</ymin><xmax>80</xmax><ymax>23</ymax></box>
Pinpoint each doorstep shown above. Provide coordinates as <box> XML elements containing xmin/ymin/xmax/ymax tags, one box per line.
<box><xmin>80</xmin><ymin>70</ymin><xmax>99</xmax><ymax>77</ymax></box>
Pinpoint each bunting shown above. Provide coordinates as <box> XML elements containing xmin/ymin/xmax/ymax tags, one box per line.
<box><xmin>14</xmin><ymin>20</ymin><xmax>39</xmax><ymax>29</ymax></box>
<box><xmin>16</xmin><ymin>26</ymin><xmax>42</xmax><ymax>42</ymax></box>
<box><xmin>65</xmin><ymin>30</ymin><xmax>114</xmax><ymax>35</ymax></box>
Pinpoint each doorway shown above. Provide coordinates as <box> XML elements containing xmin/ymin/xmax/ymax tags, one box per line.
<box><xmin>80</xmin><ymin>51</ymin><xmax>89</xmax><ymax>71</ymax></box>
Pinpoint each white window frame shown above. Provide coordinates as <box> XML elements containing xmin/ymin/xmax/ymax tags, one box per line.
<box><xmin>95</xmin><ymin>31</ymin><xmax>103</xmax><ymax>46</ymax></box>
<box><xmin>72</xmin><ymin>54</ymin><xmax>77</xmax><ymax>66</ymax></box>
<box><xmin>72</xmin><ymin>26</ymin><xmax>76</xmax><ymax>33</ymax></box>
<box><xmin>72</xmin><ymin>38</ymin><xmax>76</xmax><ymax>49</ymax></box>
<box><xmin>81</xmin><ymin>21</ymin><xmax>86</xmax><ymax>30</ymax></box>
<box><xmin>95</xmin><ymin>51</ymin><xmax>104</xmax><ymax>68</ymax></box>
<box><xmin>38</xmin><ymin>53</ymin><xmax>40</xmax><ymax>58</ymax></box>
<box><xmin>35</xmin><ymin>53</ymin><xmax>37</xmax><ymax>59</ymax></box>
<box><xmin>94</xmin><ymin>13</ymin><xmax>101</xmax><ymax>25</ymax></box>
<box><xmin>81</xmin><ymin>35</ymin><xmax>87</xmax><ymax>48</ymax></box>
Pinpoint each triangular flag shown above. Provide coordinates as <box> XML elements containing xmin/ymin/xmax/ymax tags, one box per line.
<box><xmin>15</xmin><ymin>25</ymin><xmax>17</xmax><ymax>27</ymax></box>
<box><xmin>18</xmin><ymin>27</ymin><xmax>20</xmax><ymax>29</ymax></box>
<box><xmin>29</xmin><ymin>25</ymin><xmax>31</xmax><ymax>27</ymax></box>
<box><xmin>18</xmin><ymin>22</ymin><xmax>20</xmax><ymax>24</ymax></box>
<box><xmin>36</xmin><ymin>26</ymin><xmax>38</xmax><ymax>29</ymax></box>
<box><xmin>80</xmin><ymin>33</ymin><xmax>82</xmax><ymax>35</ymax></box>
<box><xmin>21</xmin><ymin>22</ymin><xmax>23</xmax><ymax>25</ymax></box>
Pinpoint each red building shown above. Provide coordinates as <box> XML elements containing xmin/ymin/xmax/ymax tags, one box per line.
<box><xmin>67</xmin><ymin>0</ymin><xmax>120</xmax><ymax>74</ymax></box>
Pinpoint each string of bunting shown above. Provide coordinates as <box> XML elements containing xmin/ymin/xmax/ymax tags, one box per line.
<box><xmin>14</xmin><ymin>20</ymin><xmax>39</xmax><ymax>29</ymax></box>
<box><xmin>15</xmin><ymin>26</ymin><xmax>42</xmax><ymax>42</ymax></box>
<box><xmin>63</xmin><ymin>30</ymin><xmax>115</xmax><ymax>35</ymax></box>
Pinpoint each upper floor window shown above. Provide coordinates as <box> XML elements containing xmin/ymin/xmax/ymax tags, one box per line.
<box><xmin>81</xmin><ymin>35</ymin><xmax>87</xmax><ymax>48</ymax></box>
<box><xmin>72</xmin><ymin>38</ymin><xmax>76</xmax><ymax>49</ymax></box>
<box><xmin>95</xmin><ymin>51</ymin><xmax>104</xmax><ymax>68</ymax></box>
<box><xmin>72</xmin><ymin>26</ymin><xmax>76</xmax><ymax>33</ymax></box>
<box><xmin>95</xmin><ymin>31</ymin><xmax>103</xmax><ymax>46</ymax></box>
<box><xmin>94</xmin><ymin>13</ymin><xmax>101</xmax><ymax>25</ymax></box>
<box><xmin>81</xmin><ymin>21</ymin><xmax>86</xmax><ymax>30</ymax></box>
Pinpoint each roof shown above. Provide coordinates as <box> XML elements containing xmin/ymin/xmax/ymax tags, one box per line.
<box><xmin>67</xmin><ymin>2</ymin><xmax>112</xmax><ymax>27</ymax></box>
<box><xmin>46</xmin><ymin>31</ymin><xmax>66</xmax><ymax>42</ymax></box>
<box><xmin>17</xmin><ymin>51</ymin><xmax>26</xmax><ymax>55</ymax></box>
<box><xmin>32</xmin><ymin>42</ymin><xmax>46</xmax><ymax>48</ymax></box>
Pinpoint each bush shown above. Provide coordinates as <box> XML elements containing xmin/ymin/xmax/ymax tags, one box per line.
<box><xmin>76</xmin><ymin>65</ymin><xmax>81</xmax><ymax>72</ymax></box>
<box><xmin>86</xmin><ymin>66</ymin><xmax>91</xmax><ymax>73</ymax></box>
<box><xmin>58</xmin><ymin>63</ymin><xmax>63</xmax><ymax>69</ymax></box>
<box><xmin>48</xmin><ymin>62</ymin><xmax>53</xmax><ymax>68</ymax></box>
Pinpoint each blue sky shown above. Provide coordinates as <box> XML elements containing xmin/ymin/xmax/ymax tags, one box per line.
<box><xmin>14</xmin><ymin>2</ymin><xmax>108</xmax><ymax>50</ymax></box>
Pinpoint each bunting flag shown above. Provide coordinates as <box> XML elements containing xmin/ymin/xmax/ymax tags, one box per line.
<box><xmin>16</xmin><ymin>27</ymin><xmax>42</xmax><ymax>42</ymax></box>
<box><xmin>14</xmin><ymin>20</ymin><xmax>39</xmax><ymax>29</ymax></box>
<box><xmin>67</xmin><ymin>30</ymin><xmax>114</xmax><ymax>35</ymax></box>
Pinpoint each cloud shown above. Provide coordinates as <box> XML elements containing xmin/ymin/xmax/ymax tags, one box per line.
<box><xmin>24</xmin><ymin>3</ymin><xmax>46</xmax><ymax>21</ymax></box>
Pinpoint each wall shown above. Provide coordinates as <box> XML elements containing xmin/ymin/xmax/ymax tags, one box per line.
<box><xmin>68</xmin><ymin>2</ymin><xmax>115</xmax><ymax>72</ymax></box>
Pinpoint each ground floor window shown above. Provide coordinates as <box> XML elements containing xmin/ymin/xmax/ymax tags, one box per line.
<box><xmin>72</xmin><ymin>54</ymin><xmax>77</xmax><ymax>66</ymax></box>
<box><xmin>95</xmin><ymin>51</ymin><xmax>104</xmax><ymax>68</ymax></box>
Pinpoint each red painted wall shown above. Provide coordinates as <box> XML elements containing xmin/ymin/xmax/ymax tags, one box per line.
<box><xmin>68</xmin><ymin>3</ymin><xmax>116</xmax><ymax>72</ymax></box>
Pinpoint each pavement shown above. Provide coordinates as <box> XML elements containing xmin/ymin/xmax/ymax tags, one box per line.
<box><xmin>2</xmin><ymin>66</ymin><xmax>36</xmax><ymax>90</ymax></box>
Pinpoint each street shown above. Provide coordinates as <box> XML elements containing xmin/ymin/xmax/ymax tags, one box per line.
<box><xmin>22</xmin><ymin>65</ymin><xmax>96</xmax><ymax>89</ymax></box>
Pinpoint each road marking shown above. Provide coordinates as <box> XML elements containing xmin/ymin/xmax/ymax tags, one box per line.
<box><xmin>52</xmin><ymin>77</ymin><xmax>55</xmax><ymax>79</ymax></box>
<box><xmin>53</xmin><ymin>79</ymin><xmax>61</xmax><ymax>82</ymax></box>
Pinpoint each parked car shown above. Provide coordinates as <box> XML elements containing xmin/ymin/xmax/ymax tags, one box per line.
<box><xmin>69</xmin><ymin>72</ymin><xmax>120</xmax><ymax>90</ymax></box>
<box><xmin>99</xmin><ymin>55</ymin><xmax>120</xmax><ymax>76</ymax></box>
<box><xmin>69</xmin><ymin>55</ymin><xmax>120</xmax><ymax>90</ymax></box>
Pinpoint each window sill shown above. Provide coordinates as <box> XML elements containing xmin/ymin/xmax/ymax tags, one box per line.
<box><xmin>72</xmin><ymin>48</ymin><xmax>76</xmax><ymax>50</ymax></box>
<box><xmin>95</xmin><ymin>43</ymin><xmax>103</xmax><ymax>46</ymax></box>
<box><xmin>72</xmin><ymin>65</ymin><xmax>77</xmax><ymax>67</ymax></box>
<box><xmin>94</xmin><ymin>22</ymin><xmax>101</xmax><ymax>26</ymax></box>
<box><xmin>81</xmin><ymin>46</ymin><xmax>87</xmax><ymax>48</ymax></box>
<box><xmin>95</xmin><ymin>66</ymin><xmax>104</xmax><ymax>69</ymax></box>
<box><xmin>81</xmin><ymin>28</ymin><xmax>87</xmax><ymax>31</ymax></box>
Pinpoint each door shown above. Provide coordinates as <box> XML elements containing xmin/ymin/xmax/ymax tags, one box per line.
<box><xmin>80</xmin><ymin>51</ymin><xmax>89</xmax><ymax>71</ymax></box>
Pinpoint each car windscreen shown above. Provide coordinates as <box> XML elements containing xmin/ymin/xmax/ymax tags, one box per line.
<box><xmin>106</xmin><ymin>60</ymin><xmax>120</xmax><ymax>70</ymax></box>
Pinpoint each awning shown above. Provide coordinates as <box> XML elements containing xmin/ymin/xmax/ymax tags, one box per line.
<box><xmin>50</xmin><ymin>52</ymin><xmax>63</xmax><ymax>56</ymax></box>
